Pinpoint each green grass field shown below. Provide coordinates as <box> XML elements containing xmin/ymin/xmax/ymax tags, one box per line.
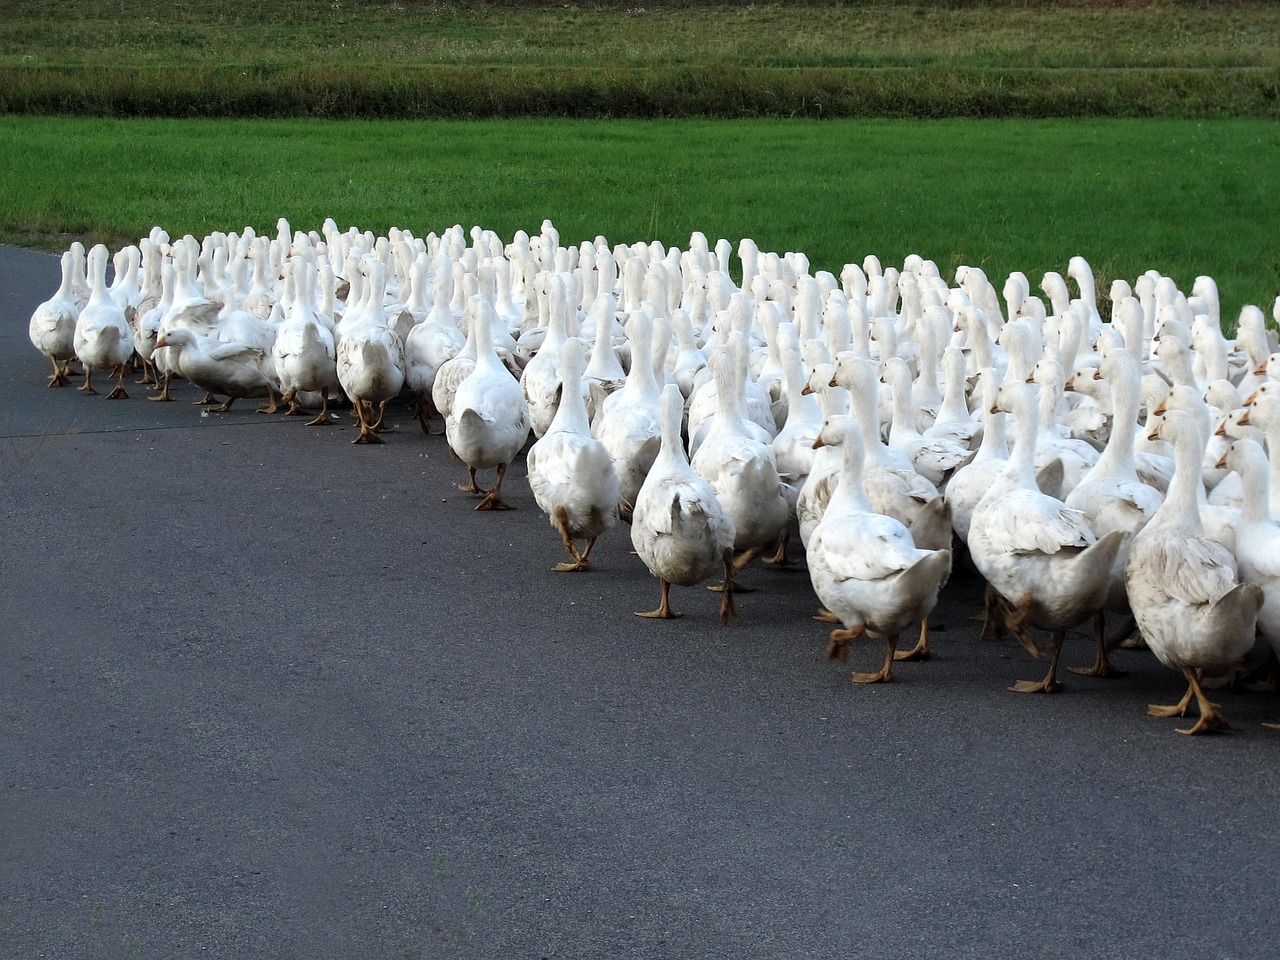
<box><xmin>3</xmin><ymin>114</ymin><xmax>1276</xmax><ymax>323</ymax></box>
<box><xmin>3</xmin><ymin>3</ymin><xmax>1277</xmax><ymax>322</ymax></box>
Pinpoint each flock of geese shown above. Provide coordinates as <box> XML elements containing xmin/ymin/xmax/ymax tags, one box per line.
<box><xmin>26</xmin><ymin>218</ymin><xmax>1280</xmax><ymax>735</ymax></box>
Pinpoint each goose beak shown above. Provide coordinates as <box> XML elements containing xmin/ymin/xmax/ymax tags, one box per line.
<box><xmin>1254</xmin><ymin>364</ymin><xmax>1268</xmax><ymax>375</ymax></box>
<box><xmin>1216</xmin><ymin>449</ymin><xmax>1231</xmax><ymax>470</ymax></box>
<box><xmin>1153</xmin><ymin>399</ymin><xmax>1168</xmax><ymax>416</ymax></box>
<box><xmin>1238</xmin><ymin>408</ymin><xmax>1251</xmax><ymax>426</ymax></box>
<box><xmin>1025</xmin><ymin>372</ymin><xmax>1035</xmax><ymax>383</ymax></box>
<box><xmin>1244</xmin><ymin>390</ymin><xmax>1258</xmax><ymax>406</ymax></box>
<box><xmin>828</xmin><ymin>376</ymin><xmax>838</xmax><ymax>388</ymax></box>
<box><xmin>812</xmin><ymin>437</ymin><xmax>826</xmax><ymax>450</ymax></box>
<box><xmin>1214</xmin><ymin>420</ymin><xmax>1227</xmax><ymax>436</ymax></box>
<box><xmin>1092</xmin><ymin>367</ymin><xmax>1103</xmax><ymax>381</ymax></box>
<box><xmin>801</xmin><ymin>384</ymin><xmax>814</xmax><ymax>396</ymax></box>
<box><xmin>989</xmin><ymin>403</ymin><xmax>1001</xmax><ymax>415</ymax></box>
<box><xmin>1064</xmin><ymin>375</ymin><xmax>1076</xmax><ymax>390</ymax></box>
<box><xmin>1147</xmin><ymin>426</ymin><xmax>1160</xmax><ymax>441</ymax></box>
<box><xmin>154</xmin><ymin>337</ymin><xmax>168</xmax><ymax>349</ymax></box>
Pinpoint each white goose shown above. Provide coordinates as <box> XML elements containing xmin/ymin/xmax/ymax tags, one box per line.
<box><xmin>1063</xmin><ymin>348</ymin><xmax>1163</xmax><ymax>676</ymax></box>
<box><xmin>73</xmin><ymin>244</ymin><xmax>135</xmax><ymax>399</ymax></box>
<box><xmin>807</xmin><ymin>415</ymin><xmax>952</xmax><ymax>684</ymax></box>
<box><xmin>882</xmin><ymin>356</ymin><xmax>970</xmax><ymax>488</ymax></box>
<box><xmin>446</xmin><ymin>297</ymin><xmax>531</xmax><ymax>510</ymax></box>
<box><xmin>967</xmin><ymin>380</ymin><xmax>1127</xmax><ymax>693</ymax></box>
<box><xmin>526</xmin><ymin>337</ymin><xmax>620</xmax><ymax>571</ymax></box>
<box><xmin>630</xmin><ymin>383</ymin><xmax>737</xmax><ymax>623</ymax></box>
<box><xmin>1125</xmin><ymin>410</ymin><xmax>1263</xmax><ymax>734</ymax></box>
<box><xmin>29</xmin><ymin>250</ymin><xmax>80</xmax><ymax>387</ymax></box>
<box><xmin>154</xmin><ymin>327</ymin><xmax>276</xmax><ymax>413</ymax></box>
<box><xmin>403</xmin><ymin>256</ymin><xmax>466</xmax><ymax>433</ymax></box>
<box><xmin>690</xmin><ymin>343</ymin><xmax>790</xmax><ymax>577</ymax></box>
<box><xmin>272</xmin><ymin>260</ymin><xmax>342</xmax><ymax>425</ymax></box>
<box><xmin>592</xmin><ymin>310</ymin><xmax>663</xmax><ymax>518</ymax></box>
<box><xmin>335</xmin><ymin>260</ymin><xmax>405</xmax><ymax>443</ymax></box>
<box><xmin>1226</xmin><ymin>438</ymin><xmax>1280</xmax><ymax>718</ymax></box>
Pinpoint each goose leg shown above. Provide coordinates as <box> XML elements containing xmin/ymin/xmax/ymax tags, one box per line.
<box><xmin>305</xmin><ymin>388</ymin><xmax>335</xmax><ymax>426</ymax></box>
<box><xmin>1069</xmin><ymin>610</ymin><xmax>1127</xmax><ymax>678</ymax></box>
<box><xmin>195</xmin><ymin>391</ymin><xmax>219</xmax><ymax>405</ymax></box>
<box><xmin>551</xmin><ymin>508</ymin><xmax>590</xmax><ymax>572</ymax></box>
<box><xmin>352</xmin><ymin>400</ymin><xmax>385</xmax><ymax>444</ymax></box>
<box><xmin>371</xmin><ymin>400</ymin><xmax>389</xmax><ymax>432</ymax></box>
<box><xmin>1147</xmin><ymin>682</ymin><xmax>1196</xmax><ymax>718</ymax></box>
<box><xmin>731</xmin><ymin>547</ymin><xmax>761</xmax><ymax>571</ymax></box>
<box><xmin>104</xmin><ymin>364</ymin><xmax>129</xmax><ymax>400</ymax></box>
<box><xmin>762</xmin><ymin>531</ymin><xmax>792</xmax><ymax>568</ymax></box>
<box><xmin>256</xmin><ymin>386</ymin><xmax>280</xmax><ymax>415</ymax></box>
<box><xmin>149</xmin><ymin>372</ymin><xmax>174</xmax><ymax>402</ymax></box>
<box><xmin>212</xmin><ymin>396</ymin><xmax>236</xmax><ymax>413</ymax></box>
<box><xmin>475</xmin><ymin>463</ymin><xmax>515</xmax><ymax>511</ymax></box>
<box><xmin>1176</xmin><ymin>667</ymin><xmax>1231</xmax><ymax>735</ymax></box>
<box><xmin>135</xmin><ymin>357</ymin><xmax>155</xmax><ymax>385</ymax></box>
<box><xmin>707</xmin><ymin>562</ymin><xmax>754</xmax><ymax>594</ymax></box>
<box><xmin>458</xmin><ymin>466</ymin><xmax>486</xmax><ymax>495</ymax></box>
<box><xmin>813</xmin><ymin>608</ymin><xmax>840</xmax><ymax>623</ymax></box>
<box><xmin>78</xmin><ymin>368</ymin><xmax>97</xmax><ymax>395</ymax></box>
<box><xmin>717</xmin><ymin>548</ymin><xmax>738</xmax><ymax>625</ymax></box>
<box><xmin>283</xmin><ymin>390</ymin><xmax>309</xmax><ymax>416</ymax></box>
<box><xmin>894</xmin><ymin>618</ymin><xmax>932</xmax><ymax>662</ymax></box>
<box><xmin>825</xmin><ymin>624</ymin><xmax>864</xmax><ymax>662</ymax></box>
<box><xmin>636</xmin><ymin>579</ymin><xmax>681</xmax><ymax>620</ymax></box>
<box><xmin>415</xmin><ymin>395</ymin><xmax>444</xmax><ymax>435</ymax></box>
<box><xmin>1004</xmin><ymin>593</ymin><xmax>1044</xmax><ymax>660</ymax></box>
<box><xmin>853</xmin><ymin>633</ymin><xmax>897</xmax><ymax>684</ymax></box>
<box><xmin>47</xmin><ymin>354</ymin><xmax>71</xmax><ymax>387</ymax></box>
<box><xmin>1009</xmin><ymin>629</ymin><xmax>1064</xmax><ymax>693</ymax></box>
<box><xmin>978</xmin><ymin>582</ymin><xmax>1009</xmax><ymax>641</ymax></box>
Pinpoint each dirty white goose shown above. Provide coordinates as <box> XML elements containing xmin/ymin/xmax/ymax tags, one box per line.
<box><xmin>28</xmin><ymin>250</ymin><xmax>80</xmax><ymax>386</ymax></box>
<box><xmin>807</xmin><ymin>414</ymin><xmax>952</xmax><ymax>685</ymax></box>
<box><xmin>630</xmin><ymin>383</ymin><xmax>737</xmax><ymax>623</ymax></box>
<box><xmin>446</xmin><ymin>297</ymin><xmax>531</xmax><ymax>509</ymax></box>
<box><xmin>1125</xmin><ymin>410</ymin><xmax>1263</xmax><ymax>734</ymax></box>
<box><xmin>526</xmin><ymin>337</ymin><xmax>620</xmax><ymax>571</ymax></box>
<box><xmin>73</xmin><ymin>244</ymin><xmax>135</xmax><ymax>399</ymax></box>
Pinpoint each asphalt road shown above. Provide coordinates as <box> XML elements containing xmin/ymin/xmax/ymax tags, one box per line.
<box><xmin>3</xmin><ymin>243</ymin><xmax>1279</xmax><ymax>960</ymax></box>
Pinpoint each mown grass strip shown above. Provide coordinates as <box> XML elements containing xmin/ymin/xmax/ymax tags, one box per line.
<box><xmin>2</xmin><ymin>115</ymin><xmax>1276</xmax><ymax>324</ymax></box>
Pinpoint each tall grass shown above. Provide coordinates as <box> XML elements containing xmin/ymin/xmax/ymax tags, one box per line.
<box><xmin>2</xmin><ymin>64</ymin><xmax>1276</xmax><ymax>120</ymax></box>
<box><xmin>1</xmin><ymin>1</ymin><xmax>1277</xmax><ymax>118</ymax></box>
<box><xmin>2</xmin><ymin>115</ymin><xmax>1276</xmax><ymax>323</ymax></box>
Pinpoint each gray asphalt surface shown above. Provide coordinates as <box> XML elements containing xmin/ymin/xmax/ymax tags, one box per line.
<box><xmin>3</xmin><ymin>242</ymin><xmax>1279</xmax><ymax>960</ymax></box>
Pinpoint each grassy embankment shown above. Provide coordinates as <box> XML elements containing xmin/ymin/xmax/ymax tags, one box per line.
<box><xmin>1</xmin><ymin>0</ymin><xmax>1277</xmax><ymax>118</ymax></box>
<box><xmin>2</xmin><ymin>115</ymin><xmax>1277</xmax><ymax>324</ymax></box>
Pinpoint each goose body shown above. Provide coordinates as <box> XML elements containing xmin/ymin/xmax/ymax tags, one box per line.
<box><xmin>631</xmin><ymin>384</ymin><xmax>737</xmax><ymax>622</ymax></box>
<box><xmin>1224</xmin><ymin>438</ymin><xmax>1280</xmax><ymax>696</ymax></box>
<box><xmin>272</xmin><ymin>261</ymin><xmax>341</xmax><ymax>424</ymax></box>
<box><xmin>592</xmin><ymin>311</ymin><xmax>663</xmax><ymax>515</ymax></box>
<box><xmin>73</xmin><ymin>244</ymin><xmax>136</xmax><ymax>399</ymax></box>
<box><xmin>29</xmin><ymin>250</ymin><xmax>80</xmax><ymax>386</ymax></box>
<box><xmin>807</xmin><ymin>415</ymin><xmax>952</xmax><ymax>684</ymax></box>
<box><xmin>1125</xmin><ymin>410</ymin><xmax>1263</xmax><ymax>733</ymax></box>
<box><xmin>690</xmin><ymin>344</ymin><xmax>790</xmax><ymax>561</ymax></box>
<box><xmin>968</xmin><ymin>380</ymin><xmax>1127</xmax><ymax>693</ymax></box>
<box><xmin>154</xmin><ymin>326</ymin><xmax>275</xmax><ymax>413</ymax></box>
<box><xmin>526</xmin><ymin>337</ymin><xmax>620</xmax><ymax>570</ymax></box>
<box><xmin>446</xmin><ymin>297</ymin><xmax>531</xmax><ymax>509</ymax></box>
